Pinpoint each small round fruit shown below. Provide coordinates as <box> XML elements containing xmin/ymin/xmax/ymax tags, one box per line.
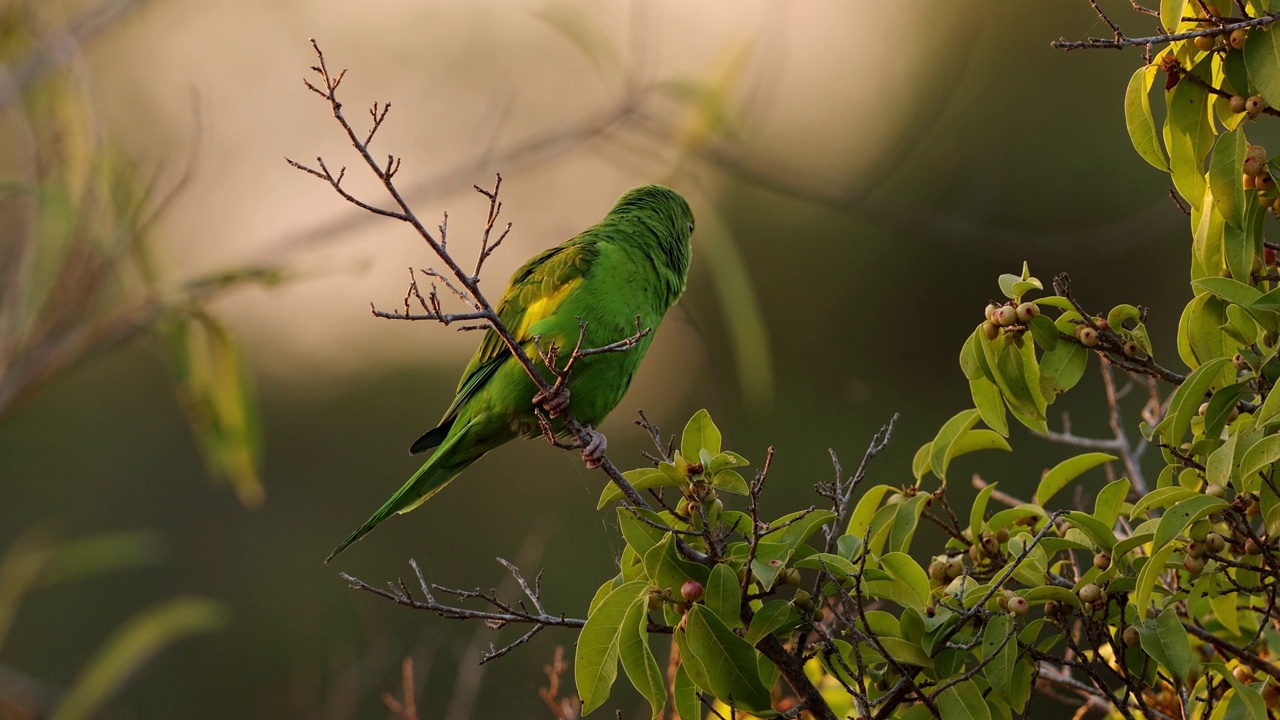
<box><xmin>1205</xmin><ymin>483</ymin><xmax>1227</xmax><ymax>498</ymax></box>
<box><xmin>1078</xmin><ymin>327</ymin><xmax>1100</xmax><ymax>347</ymax></box>
<box><xmin>1184</xmin><ymin>555</ymin><xmax>1206</xmax><ymax>574</ymax></box>
<box><xmin>969</xmin><ymin>544</ymin><xmax>985</xmax><ymax>563</ymax></box>
<box><xmin>946</xmin><ymin>555</ymin><xmax>965</xmax><ymax>580</ymax></box>
<box><xmin>981</xmin><ymin>533</ymin><xmax>1000</xmax><ymax>556</ymax></box>
<box><xmin>995</xmin><ymin>305</ymin><xmax>1018</xmax><ymax>326</ymax></box>
<box><xmin>1247</xmin><ymin>95</ymin><xmax>1268</xmax><ymax>116</ymax></box>
<box><xmin>1230</xmin><ymin>95</ymin><xmax>1248</xmax><ymax>114</ymax></box>
<box><xmin>1044</xmin><ymin>600</ymin><xmax>1061</xmax><ymax>617</ymax></box>
<box><xmin>1230</xmin><ymin>28</ymin><xmax>1248</xmax><ymax>50</ymax></box>
<box><xmin>1187</xmin><ymin>541</ymin><xmax>1206</xmax><ymax>559</ymax></box>
<box><xmin>1258</xmin><ymin>174</ymin><xmax>1276</xmax><ymax>193</ymax></box>
<box><xmin>1245</xmin><ymin>172</ymin><xmax>1258</xmax><ymax>190</ymax></box>
<box><xmin>792</xmin><ymin>589</ymin><xmax>814</xmax><ymax>612</ymax></box>
<box><xmin>1078</xmin><ymin>583</ymin><xmax>1104</xmax><ymax>604</ymax></box>
<box><xmin>1244</xmin><ymin>537</ymin><xmax>1262</xmax><ymax>555</ymax></box>
<box><xmin>1007</xmin><ymin>596</ymin><xmax>1029</xmax><ymax>616</ymax></box>
<box><xmin>1122</xmin><ymin>626</ymin><xmax>1142</xmax><ymax>647</ymax></box>
<box><xmin>1094</xmin><ymin>553</ymin><xmax>1111</xmax><ymax>571</ymax></box>
<box><xmin>1094</xmin><ymin>317</ymin><xmax>1110</xmax><ymax>331</ymax></box>
<box><xmin>1190</xmin><ymin>520</ymin><xmax>1210</xmax><ymax>542</ymax></box>
<box><xmin>1015</xmin><ymin>302</ymin><xmax>1039</xmax><ymax>322</ymax></box>
<box><xmin>1247</xmin><ymin>143</ymin><xmax>1269</xmax><ymax>165</ymax></box>
<box><xmin>1204</xmin><ymin>532</ymin><xmax>1226</xmax><ymax>554</ymax></box>
<box><xmin>1233</xmin><ymin>665</ymin><xmax>1253</xmax><ymax>684</ymax></box>
<box><xmin>1245</xmin><ymin>157</ymin><xmax>1266</xmax><ymax>178</ymax></box>
<box><xmin>1233</xmin><ymin>352</ymin><xmax>1248</xmax><ymax>369</ymax></box>
<box><xmin>681</xmin><ymin>580</ymin><xmax>704</xmax><ymax>603</ymax></box>
<box><xmin>1265</xmin><ymin>330</ymin><xmax>1277</xmax><ymax>347</ymax></box>
<box><xmin>984</xmin><ymin>303</ymin><xmax>999</xmax><ymax>322</ymax></box>
<box><xmin>995</xmin><ymin>527</ymin><xmax>1009</xmax><ymax>543</ymax></box>
<box><xmin>982</xmin><ymin>321</ymin><xmax>999</xmax><ymax>341</ymax></box>
<box><xmin>1194</xmin><ymin>34</ymin><xmax>1216</xmax><ymax>52</ymax></box>
<box><xmin>929</xmin><ymin>559</ymin><xmax>949</xmax><ymax>583</ymax></box>
<box><xmin>1123</xmin><ymin>341</ymin><xmax>1142</xmax><ymax>358</ymax></box>
<box><xmin>1199</xmin><ymin>401</ymin><xmax>1210</xmax><ymax>417</ymax></box>
<box><xmin>1262</xmin><ymin>683</ymin><xmax>1280</xmax><ymax>705</ymax></box>
<box><xmin>781</xmin><ymin>567</ymin><xmax>801</xmax><ymax>587</ymax></box>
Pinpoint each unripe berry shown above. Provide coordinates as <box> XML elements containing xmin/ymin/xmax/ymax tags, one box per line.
<box><xmin>647</xmin><ymin>592</ymin><xmax>664</xmax><ymax>611</ymax></box>
<box><xmin>946</xmin><ymin>555</ymin><xmax>965</xmax><ymax>579</ymax></box>
<box><xmin>1093</xmin><ymin>553</ymin><xmax>1111</xmax><ymax>571</ymax></box>
<box><xmin>1262</xmin><ymin>683</ymin><xmax>1279</xmax><ymax>705</ymax></box>
<box><xmin>1230</xmin><ymin>95</ymin><xmax>1248</xmax><ymax>114</ymax></box>
<box><xmin>1264</xmin><ymin>330</ymin><xmax>1277</xmax><ymax>347</ymax></box>
<box><xmin>1233</xmin><ymin>352</ymin><xmax>1248</xmax><ymax>370</ymax></box>
<box><xmin>1015</xmin><ymin>302</ymin><xmax>1039</xmax><ymax>322</ymax></box>
<box><xmin>1205</xmin><ymin>483</ymin><xmax>1227</xmax><ymax>498</ymax></box>
<box><xmin>1078</xmin><ymin>583</ymin><xmax>1103</xmax><ymax>604</ymax></box>
<box><xmin>1244</xmin><ymin>157</ymin><xmax>1265</xmax><ymax>178</ymax></box>
<box><xmin>1187</xmin><ymin>541</ymin><xmax>1206</xmax><ymax>559</ymax></box>
<box><xmin>1246</xmin><ymin>144</ymin><xmax>1269</xmax><ymax>165</ymax></box>
<box><xmin>1007</xmin><ymin>596</ymin><xmax>1029</xmax><ymax>616</ymax></box>
<box><xmin>681</xmin><ymin>580</ymin><xmax>703</xmax><ymax>603</ymax></box>
<box><xmin>1094</xmin><ymin>317</ymin><xmax>1110</xmax><ymax>331</ymax></box>
<box><xmin>1044</xmin><ymin>600</ymin><xmax>1062</xmax><ymax>617</ymax></box>
<box><xmin>781</xmin><ymin>567</ymin><xmax>801</xmax><ymax>587</ymax></box>
<box><xmin>1245</xmin><ymin>172</ymin><xmax>1258</xmax><ymax>190</ymax></box>
<box><xmin>792</xmin><ymin>589</ymin><xmax>814</xmax><ymax>613</ymax></box>
<box><xmin>1233</xmin><ymin>665</ymin><xmax>1253</xmax><ymax>684</ymax></box>
<box><xmin>995</xmin><ymin>527</ymin><xmax>1009</xmax><ymax>543</ymax></box>
<box><xmin>969</xmin><ymin>544</ymin><xmax>985</xmax><ymax>564</ymax></box>
<box><xmin>929</xmin><ymin>559</ymin><xmax>949</xmax><ymax>583</ymax></box>
<box><xmin>1205</xmin><ymin>532</ymin><xmax>1226</xmax><ymax>554</ymax></box>
<box><xmin>1123</xmin><ymin>340</ymin><xmax>1142</xmax><ymax>358</ymax></box>
<box><xmin>1199</xmin><ymin>401</ymin><xmax>1210</xmax><ymax>417</ymax></box>
<box><xmin>984</xmin><ymin>303</ymin><xmax>999</xmax><ymax>322</ymax></box>
<box><xmin>981</xmin><ymin>533</ymin><xmax>1000</xmax><ymax>557</ymax></box>
<box><xmin>1257</xmin><ymin>174</ymin><xmax>1276</xmax><ymax>194</ymax></box>
<box><xmin>1244</xmin><ymin>537</ymin><xmax>1262</xmax><ymax>555</ymax></box>
<box><xmin>1230</xmin><ymin>28</ymin><xmax>1248</xmax><ymax>50</ymax></box>
<box><xmin>1122</xmin><ymin>626</ymin><xmax>1142</xmax><ymax>647</ymax></box>
<box><xmin>1247</xmin><ymin>95</ymin><xmax>1268</xmax><ymax>116</ymax></box>
<box><xmin>982</xmin><ymin>321</ymin><xmax>999</xmax><ymax>341</ymax></box>
<box><xmin>1078</xmin><ymin>327</ymin><xmax>1100</xmax><ymax>347</ymax></box>
<box><xmin>1194</xmin><ymin>34</ymin><xmax>1216</xmax><ymax>52</ymax></box>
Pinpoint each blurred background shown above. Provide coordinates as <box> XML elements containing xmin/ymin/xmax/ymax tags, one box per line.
<box><xmin>0</xmin><ymin>0</ymin><xmax>1192</xmax><ymax>718</ymax></box>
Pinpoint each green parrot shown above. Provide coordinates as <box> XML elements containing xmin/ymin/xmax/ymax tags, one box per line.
<box><xmin>325</xmin><ymin>184</ymin><xmax>694</xmax><ymax>563</ymax></box>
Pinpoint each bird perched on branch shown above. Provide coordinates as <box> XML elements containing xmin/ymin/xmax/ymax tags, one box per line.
<box><xmin>326</xmin><ymin>184</ymin><xmax>694</xmax><ymax>562</ymax></box>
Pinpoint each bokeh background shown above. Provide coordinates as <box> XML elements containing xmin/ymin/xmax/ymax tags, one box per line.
<box><xmin>0</xmin><ymin>0</ymin><xmax>1193</xmax><ymax>718</ymax></box>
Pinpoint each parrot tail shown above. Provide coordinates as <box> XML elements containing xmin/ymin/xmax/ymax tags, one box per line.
<box><xmin>324</xmin><ymin>417</ymin><xmax>481</xmax><ymax>564</ymax></box>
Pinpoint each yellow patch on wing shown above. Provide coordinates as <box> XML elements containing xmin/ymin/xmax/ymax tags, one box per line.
<box><xmin>514</xmin><ymin>276</ymin><xmax>584</xmax><ymax>339</ymax></box>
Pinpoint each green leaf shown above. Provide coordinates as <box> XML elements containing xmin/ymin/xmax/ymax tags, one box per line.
<box><xmin>1038</xmin><ymin>340</ymin><xmax>1089</xmax><ymax>400</ymax></box>
<box><xmin>745</xmin><ymin>600</ymin><xmax>798</xmax><ymax>645</ymax></box>
<box><xmin>52</xmin><ymin>597</ymin><xmax>229</xmax><ymax>720</ymax></box>
<box><xmin>677</xmin><ymin>605</ymin><xmax>774</xmax><ymax>714</ymax></box>
<box><xmin>1160</xmin><ymin>0</ymin><xmax>1184</xmax><ymax>33</ymax></box>
<box><xmin>1238</xmin><ymin>433</ymin><xmax>1280</xmax><ymax>482</ymax></box>
<box><xmin>577</xmin><ymin>581</ymin><xmax>647</xmax><ymax>714</ymax></box>
<box><xmin>920</xmin><ymin>427</ymin><xmax>1012</xmax><ymax>482</ymax></box>
<box><xmin>936</xmin><ymin>679</ymin><xmax>993</xmax><ymax>720</ymax></box>
<box><xmin>1164</xmin><ymin>64</ymin><xmax>1213</xmax><ymax>208</ymax></box>
<box><xmin>618</xmin><ymin>596</ymin><xmax>665</xmax><ymax>719</ymax></box>
<box><xmin>981</xmin><ymin>331</ymin><xmax>1048</xmax><ymax>432</ymax></box>
<box><xmin>599</xmin><ymin>468</ymin><xmax>680</xmax><ymax>509</ymax></box>
<box><xmin>617</xmin><ymin>507</ymin><xmax>668</xmax><ymax>557</ymax></box>
<box><xmin>1125</xmin><ymin>64</ymin><xmax>1168</xmax><ymax>170</ymax></box>
<box><xmin>1035</xmin><ymin>452</ymin><xmax>1117</xmax><ymax>506</ymax></box>
<box><xmin>846</xmin><ymin>485</ymin><xmax>895</xmax><ymax>539</ymax></box>
<box><xmin>1154</xmin><ymin>495</ymin><xmax>1230</xmax><ymax>551</ymax></box>
<box><xmin>1210</xmin><ymin>127</ymin><xmax>1248</xmax><ymax>228</ymax></box>
<box><xmin>749</xmin><ymin>541</ymin><xmax>792</xmax><ymax>590</ymax></box>
<box><xmin>879</xmin><ymin>552</ymin><xmax>931</xmax><ymax>611</ymax></box>
<box><xmin>1094</xmin><ymin>478</ymin><xmax>1131</xmax><ymax>530</ymax></box>
<box><xmin>644</xmin><ymin>535</ymin><xmax>709</xmax><ymax>594</ymax></box>
<box><xmin>1193</xmin><ymin>276</ymin><xmax>1263</xmax><ymax>306</ymax></box>
<box><xmin>792</xmin><ymin>552</ymin><xmax>858</xmax><ymax>578</ymax></box>
<box><xmin>1063</xmin><ymin>511</ymin><xmax>1118</xmax><ymax>551</ymax></box>
<box><xmin>763</xmin><ymin>509</ymin><xmax>836</xmax><ymax>553</ymax></box>
<box><xmin>1210</xmin><ymin>661</ymin><xmax>1269</xmax><ymax>720</ymax></box>
<box><xmin>704</xmin><ymin>563</ymin><xmax>742</xmax><ymax>629</ymax></box>
<box><xmin>1027</xmin><ymin>313</ymin><xmax>1059</xmax><ymax>351</ymax></box>
<box><xmin>875</xmin><ymin>636</ymin><xmax>935</xmax><ymax>669</ymax></box>
<box><xmin>1137</xmin><ymin>607</ymin><xmax>1193</xmax><ymax>686</ymax></box>
<box><xmin>982</xmin><ymin>614</ymin><xmax>1015</xmax><ymax>702</ymax></box>
<box><xmin>681</xmin><ymin>409</ymin><xmax>722</xmax><ymax>461</ymax></box>
<box><xmin>1134</xmin><ymin>542</ymin><xmax>1177</xmax><ymax>616</ymax></box>
<box><xmin>673</xmin><ymin>665</ymin><xmax>700</xmax><ymax>720</ymax></box>
<box><xmin>1130</xmin><ymin>486</ymin><xmax>1201</xmax><ymax>520</ymax></box>
<box><xmin>1245</xmin><ymin>21</ymin><xmax>1280</xmax><ymax>109</ymax></box>
<box><xmin>710</xmin><ymin>469</ymin><xmax>749</xmax><ymax>495</ymax></box>
<box><xmin>1157</xmin><ymin>357</ymin><xmax>1232</xmax><ymax>445</ymax></box>
<box><xmin>970</xmin><ymin>376</ymin><xmax>1009</xmax><ymax>437</ymax></box>
<box><xmin>970</xmin><ymin>482</ymin><xmax>997</xmax><ymax>537</ymax></box>
<box><xmin>928</xmin><ymin>409</ymin><xmax>981</xmax><ymax>481</ymax></box>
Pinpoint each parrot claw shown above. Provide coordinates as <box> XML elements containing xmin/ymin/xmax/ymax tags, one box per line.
<box><xmin>581</xmin><ymin>428</ymin><xmax>607</xmax><ymax>469</ymax></box>
<box><xmin>533</xmin><ymin>384</ymin><xmax>571</xmax><ymax>417</ymax></box>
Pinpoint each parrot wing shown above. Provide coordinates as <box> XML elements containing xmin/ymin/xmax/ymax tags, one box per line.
<box><xmin>408</xmin><ymin>239</ymin><xmax>599</xmax><ymax>454</ymax></box>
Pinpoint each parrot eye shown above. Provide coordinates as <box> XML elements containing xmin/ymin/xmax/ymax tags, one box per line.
<box><xmin>687</xmin><ymin>221</ymin><xmax>694</xmax><ymax>233</ymax></box>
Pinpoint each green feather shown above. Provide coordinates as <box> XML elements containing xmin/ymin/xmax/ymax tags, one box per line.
<box><xmin>325</xmin><ymin>184</ymin><xmax>694</xmax><ymax>563</ymax></box>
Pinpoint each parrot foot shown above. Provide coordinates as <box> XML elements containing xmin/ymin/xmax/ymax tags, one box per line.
<box><xmin>581</xmin><ymin>427</ymin><xmax>607</xmax><ymax>469</ymax></box>
<box><xmin>533</xmin><ymin>384</ymin><xmax>571</xmax><ymax>417</ymax></box>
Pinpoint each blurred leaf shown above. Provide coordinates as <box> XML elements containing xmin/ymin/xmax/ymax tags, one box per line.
<box><xmin>1161</xmin><ymin>0</ymin><xmax>1185</xmax><ymax>34</ymax></box>
<box><xmin>1125</xmin><ymin>64</ymin><xmax>1168</xmax><ymax>171</ymax></box>
<box><xmin>51</xmin><ymin>596</ymin><xmax>229</xmax><ymax>720</ymax></box>
<box><xmin>36</xmin><ymin>530</ymin><xmax>165</xmax><ymax>588</ymax></box>
<box><xmin>532</xmin><ymin>3</ymin><xmax>621</xmax><ymax>83</ymax></box>
<box><xmin>673</xmin><ymin>664</ymin><xmax>700</xmax><ymax>720</ymax></box>
<box><xmin>161</xmin><ymin>308</ymin><xmax>265</xmax><ymax>508</ymax></box>
<box><xmin>699</xmin><ymin>215</ymin><xmax>774</xmax><ymax>411</ymax></box>
<box><xmin>0</xmin><ymin>530</ymin><xmax>51</xmax><ymax>651</ymax></box>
